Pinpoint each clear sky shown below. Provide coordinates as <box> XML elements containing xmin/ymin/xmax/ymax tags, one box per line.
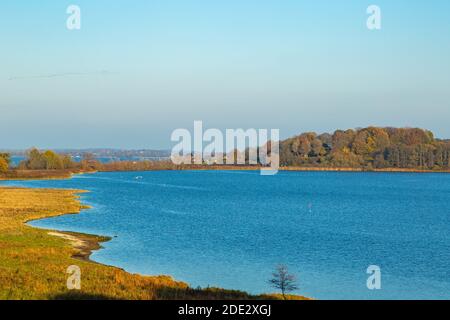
<box><xmin>1</xmin><ymin>0</ymin><xmax>449</xmax><ymax>149</ymax></box>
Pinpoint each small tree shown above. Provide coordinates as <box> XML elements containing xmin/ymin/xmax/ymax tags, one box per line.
<box><xmin>0</xmin><ymin>157</ymin><xmax>9</xmax><ymax>174</ymax></box>
<box><xmin>62</xmin><ymin>154</ymin><xmax>76</xmax><ymax>169</ymax></box>
<box><xmin>268</xmin><ymin>265</ymin><xmax>298</xmax><ymax>300</ymax></box>
<box><xmin>43</xmin><ymin>150</ymin><xmax>63</xmax><ymax>170</ymax></box>
<box><xmin>0</xmin><ymin>153</ymin><xmax>11</xmax><ymax>165</ymax></box>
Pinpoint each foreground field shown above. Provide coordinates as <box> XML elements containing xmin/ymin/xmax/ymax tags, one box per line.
<box><xmin>0</xmin><ymin>187</ymin><xmax>307</xmax><ymax>300</ymax></box>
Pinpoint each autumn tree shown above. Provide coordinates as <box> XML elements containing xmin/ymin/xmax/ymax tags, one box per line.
<box><xmin>0</xmin><ymin>157</ymin><xmax>9</xmax><ymax>174</ymax></box>
<box><xmin>291</xmin><ymin>135</ymin><xmax>311</xmax><ymax>158</ymax></box>
<box><xmin>25</xmin><ymin>148</ymin><xmax>46</xmax><ymax>170</ymax></box>
<box><xmin>0</xmin><ymin>153</ymin><xmax>11</xmax><ymax>165</ymax></box>
<box><xmin>279</xmin><ymin>127</ymin><xmax>449</xmax><ymax>170</ymax></box>
<box><xmin>332</xmin><ymin>129</ymin><xmax>356</xmax><ymax>151</ymax></box>
<box><xmin>20</xmin><ymin>148</ymin><xmax>75</xmax><ymax>170</ymax></box>
<box><xmin>43</xmin><ymin>150</ymin><xmax>64</xmax><ymax>170</ymax></box>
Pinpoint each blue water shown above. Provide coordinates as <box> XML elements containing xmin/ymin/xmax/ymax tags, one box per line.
<box><xmin>2</xmin><ymin>171</ymin><xmax>450</xmax><ymax>300</ymax></box>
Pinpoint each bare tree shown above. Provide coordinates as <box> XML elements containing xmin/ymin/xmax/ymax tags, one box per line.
<box><xmin>268</xmin><ymin>265</ymin><xmax>298</xmax><ymax>300</ymax></box>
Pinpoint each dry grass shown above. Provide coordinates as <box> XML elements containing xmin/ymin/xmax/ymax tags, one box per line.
<box><xmin>0</xmin><ymin>187</ymin><xmax>309</xmax><ymax>300</ymax></box>
<box><xmin>0</xmin><ymin>170</ymin><xmax>76</xmax><ymax>181</ymax></box>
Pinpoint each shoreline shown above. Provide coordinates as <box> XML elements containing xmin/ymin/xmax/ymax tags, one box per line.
<box><xmin>46</xmin><ymin>231</ymin><xmax>111</xmax><ymax>262</ymax></box>
<box><xmin>1</xmin><ymin>166</ymin><xmax>449</xmax><ymax>182</ymax></box>
<box><xmin>21</xmin><ymin>189</ymin><xmax>110</xmax><ymax>264</ymax></box>
<box><xmin>23</xmin><ymin>192</ymin><xmax>115</xmax><ymax>265</ymax></box>
<box><xmin>33</xmin><ymin>204</ymin><xmax>310</xmax><ymax>300</ymax></box>
<box><xmin>0</xmin><ymin>185</ymin><xmax>309</xmax><ymax>300</ymax></box>
<box><xmin>0</xmin><ymin>170</ymin><xmax>98</xmax><ymax>181</ymax></box>
<box><xmin>6</xmin><ymin>166</ymin><xmax>447</xmax><ymax>299</ymax></box>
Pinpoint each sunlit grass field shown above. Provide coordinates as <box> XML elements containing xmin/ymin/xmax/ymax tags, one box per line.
<box><xmin>0</xmin><ymin>187</ymin><xmax>307</xmax><ymax>300</ymax></box>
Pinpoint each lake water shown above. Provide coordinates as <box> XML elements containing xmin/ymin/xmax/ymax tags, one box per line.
<box><xmin>3</xmin><ymin>171</ymin><xmax>450</xmax><ymax>299</ymax></box>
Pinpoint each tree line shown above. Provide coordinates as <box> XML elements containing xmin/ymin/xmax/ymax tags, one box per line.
<box><xmin>0</xmin><ymin>148</ymin><xmax>80</xmax><ymax>176</ymax></box>
<box><xmin>280</xmin><ymin>127</ymin><xmax>450</xmax><ymax>170</ymax></box>
<box><xmin>1</xmin><ymin>127</ymin><xmax>450</xmax><ymax>175</ymax></box>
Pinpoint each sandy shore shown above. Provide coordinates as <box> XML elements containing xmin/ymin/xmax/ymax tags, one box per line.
<box><xmin>47</xmin><ymin>231</ymin><xmax>110</xmax><ymax>262</ymax></box>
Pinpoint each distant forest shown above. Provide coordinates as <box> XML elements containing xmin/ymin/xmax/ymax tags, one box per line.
<box><xmin>1</xmin><ymin>127</ymin><xmax>450</xmax><ymax>175</ymax></box>
<box><xmin>280</xmin><ymin>127</ymin><xmax>450</xmax><ymax>170</ymax></box>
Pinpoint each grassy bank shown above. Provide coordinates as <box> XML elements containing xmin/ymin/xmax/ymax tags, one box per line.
<box><xmin>0</xmin><ymin>187</ymin><xmax>308</xmax><ymax>300</ymax></box>
<box><xmin>0</xmin><ymin>169</ymin><xmax>85</xmax><ymax>181</ymax></box>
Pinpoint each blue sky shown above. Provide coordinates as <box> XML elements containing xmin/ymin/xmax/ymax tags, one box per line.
<box><xmin>0</xmin><ymin>0</ymin><xmax>449</xmax><ymax>149</ymax></box>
